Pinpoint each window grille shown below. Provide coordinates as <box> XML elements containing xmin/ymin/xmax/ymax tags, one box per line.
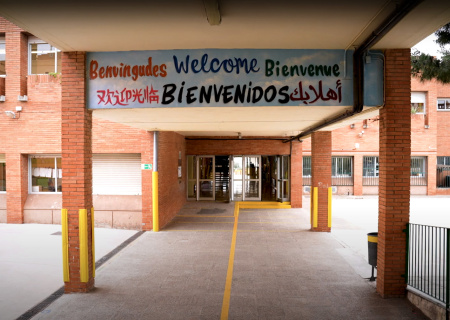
<box><xmin>437</xmin><ymin>156</ymin><xmax>450</xmax><ymax>188</ymax></box>
<box><xmin>302</xmin><ymin>156</ymin><xmax>311</xmax><ymax>186</ymax></box>
<box><xmin>411</xmin><ymin>156</ymin><xmax>427</xmax><ymax>186</ymax></box>
<box><xmin>332</xmin><ymin>156</ymin><xmax>353</xmax><ymax>186</ymax></box>
<box><xmin>363</xmin><ymin>156</ymin><xmax>379</xmax><ymax>186</ymax></box>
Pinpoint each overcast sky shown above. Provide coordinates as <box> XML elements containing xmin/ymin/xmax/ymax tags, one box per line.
<box><xmin>412</xmin><ymin>33</ymin><xmax>443</xmax><ymax>58</ymax></box>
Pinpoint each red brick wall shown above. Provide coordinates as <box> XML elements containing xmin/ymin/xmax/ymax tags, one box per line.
<box><xmin>311</xmin><ymin>131</ymin><xmax>331</xmax><ymax>232</ymax></box>
<box><xmin>186</xmin><ymin>137</ymin><xmax>290</xmax><ymax>155</ymax></box>
<box><xmin>377</xmin><ymin>49</ymin><xmax>411</xmax><ymax>298</ymax></box>
<box><xmin>158</xmin><ymin>131</ymin><xmax>186</xmax><ymax>228</ymax></box>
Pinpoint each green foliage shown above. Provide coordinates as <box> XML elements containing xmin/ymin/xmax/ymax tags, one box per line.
<box><xmin>411</xmin><ymin>23</ymin><xmax>450</xmax><ymax>84</ymax></box>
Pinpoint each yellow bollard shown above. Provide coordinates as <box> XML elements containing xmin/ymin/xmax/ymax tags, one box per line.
<box><xmin>91</xmin><ymin>208</ymin><xmax>95</xmax><ymax>278</ymax></box>
<box><xmin>79</xmin><ymin>209</ymin><xmax>89</xmax><ymax>283</ymax></box>
<box><xmin>328</xmin><ymin>187</ymin><xmax>332</xmax><ymax>228</ymax></box>
<box><xmin>313</xmin><ymin>187</ymin><xmax>318</xmax><ymax>228</ymax></box>
<box><xmin>153</xmin><ymin>171</ymin><xmax>159</xmax><ymax>232</ymax></box>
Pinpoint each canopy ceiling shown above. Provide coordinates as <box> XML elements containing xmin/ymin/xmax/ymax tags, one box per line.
<box><xmin>1</xmin><ymin>0</ymin><xmax>449</xmax><ymax>137</ymax></box>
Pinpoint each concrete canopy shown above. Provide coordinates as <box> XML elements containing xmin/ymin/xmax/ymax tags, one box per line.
<box><xmin>1</xmin><ymin>0</ymin><xmax>449</xmax><ymax>137</ymax></box>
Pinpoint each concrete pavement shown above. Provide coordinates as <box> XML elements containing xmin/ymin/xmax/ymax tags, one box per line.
<box><xmin>2</xmin><ymin>196</ymin><xmax>445</xmax><ymax>319</ymax></box>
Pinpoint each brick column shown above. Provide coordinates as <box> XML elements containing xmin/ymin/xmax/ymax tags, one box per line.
<box><xmin>5</xmin><ymin>153</ymin><xmax>27</xmax><ymax>223</ymax></box>
<box><xmin>61</xmin><ymin>52</ymin><xmax>94</xmax><ymax>293</ymax></box>
<box><xmin>377</xmin><ymin>49</ymin><xmax>411</xmax><ymax>297</ymax></box>
<box><xmin>290</xmin><ymin>140</ymin><xmax>303</xmax><ymax>208</ymax></box>
<box><xmin>141</xmin><ymin>131</ymin><xmax>154</xmax><ymax>231</ymax></box>
<box><xmin>353</xmin><ymin>154</ymin><xmax>363</xmax><ymax>196</ymax></box>
<box><xmin>311</xmin><ymin>131</ymin><xmax>331</xmax><ymax>232</ymax></box>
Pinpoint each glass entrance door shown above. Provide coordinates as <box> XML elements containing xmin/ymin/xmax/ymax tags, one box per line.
<box><xmin>231</xmin><ymin>156</ymin><xmax>261</xmax><ymax>201</ymax></box>
<box><xmin>198</xmin><ymin>156</ymin><xmax>215</xmax><ymax>200</ymax></box>
<box><xmin>244</xmin><ymin>156</ymin><xmax>261</xmax><ymax>200</ymax></box>
<box><xmin>232</xmin><ymin>156</ymin><xmax>243</xmax><ymax>201</ymax></box>
<box><xmin>276</xmin><ymin>155</ymin><xmax>290</xmax><ymax>202</ymax></box>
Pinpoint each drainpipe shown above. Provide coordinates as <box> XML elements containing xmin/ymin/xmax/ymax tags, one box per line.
<box><xmin>283</xmin><ymin>0</ymin><xmax>423</xmax><ymax>143</ymax></box>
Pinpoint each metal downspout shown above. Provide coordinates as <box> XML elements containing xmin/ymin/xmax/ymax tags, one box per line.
<box><xmin>283</xmin><ymin>0</ymin><xmax>424</xmax><ymax>143</ymax></box>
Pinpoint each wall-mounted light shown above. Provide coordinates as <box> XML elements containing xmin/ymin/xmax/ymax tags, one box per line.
<box><xmin>350</xmin><ymin>124</ymin><xmax>355</xmax><ymax>129</ymax></box>
<box><xmin>358</xmin><ymin>130</ymin><xmax>364</xmax><ymax>137</ymax></box>
<box><xmin>5</xmin><ymin>106</ymin><xmax>21</xmax><ymax>119</ymax></box>
<box><xmin>5</xmin><ymin>111</ymin><xmax>16</xmax><ymax>118</ymax></box>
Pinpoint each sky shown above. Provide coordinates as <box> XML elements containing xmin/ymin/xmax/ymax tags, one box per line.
<box><xmin>412</xmin><ymin>33</ymin><xmax>443</xmax><ymax>58</ymax></box>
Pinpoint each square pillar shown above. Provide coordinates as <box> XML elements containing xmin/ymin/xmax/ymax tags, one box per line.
<box><xmin>5</xmin><ymin>153</ymin><xmax>27</xmax><ymax>223</ymax></box>
<box><xmin>290</xmin><ymin>140</ymin><xmax>303</xmax><ymax>208</ymax></box>
<box><xmin>311</xmin><ymin>131</ymin><xmax>332</xmax><ymax>232</ymax></box>
<box><xmin>377</xmin><ymin>49</ymin><xmax>411</xmax><ymax>297</ymax></box>
<box><xmin>61</xmin><ymin>51</ymin><xmax>94</xmax><ymax>293</ymax></box>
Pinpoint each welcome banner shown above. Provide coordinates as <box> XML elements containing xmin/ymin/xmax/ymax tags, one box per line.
<box><xmin>86</xmin><ymin>49</ymin><xmax>382</xmax><ymax>109</ymax></box>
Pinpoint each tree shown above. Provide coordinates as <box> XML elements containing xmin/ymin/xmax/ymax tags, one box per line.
<box><xmin>411</xmin><ymin>23</ymin><xmax>450</xmax><ymax>84</ymax></box>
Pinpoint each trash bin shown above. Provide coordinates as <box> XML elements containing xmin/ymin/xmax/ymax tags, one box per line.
<box><xmin>367</xmin><ymin>232</ymin><xmax>378</xmax><ymax>281</ymax></box>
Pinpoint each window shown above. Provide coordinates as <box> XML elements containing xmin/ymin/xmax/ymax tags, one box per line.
<box><xmin>438</xmin><ymin>99</ymin><xmax>450</xmax><ymax>111</ymax></box>
<box><xmin>302</xmin><ymin>156</ymin><xmax>311</xmax><ymax>186</ymax></box>
<box><xmin>0</xmin><ymin>155</ymin><xmax>5</xmax><ymax>192</ymax></box>
<box><xmin>363</xmin><ymin>156</ymin><xmax>379</xmax><ymax>186</ymax></box>
<box><xmin>30</xmin><ymin>156</ymin><xmax>62</xmax><ymax>193</ymax></box>
<box><xmin>332</xmin><ymin>156</ymin><xmax>353</xmax><ymax>185</ymax></box>
<box><xmin>411</xmin><ymin>156</ymin><xmax>427</xmax><ymax>186</ymax></box>
<box><xmin>438</xmin><ymin>156</ymin><xmax>450</xmax><ymax>166</ymax></box>
<box><xmin>437</xmin><ymin>157</ymin><xmax>450</xmax><ymax>188</ymax></box>
<box><xmin>29</xmin><ymin>39</ymin><xmax>61</xmax><ymax>75</ymax></box>
<box><xmin>411</xmin><ymin>92</ymin><xmax>426</xmax><ymax>114</ymax></box>
<box><xmin>0</xmin><ymin>38</ymin><xmax>5</xmax><ymax>76</ymax></box>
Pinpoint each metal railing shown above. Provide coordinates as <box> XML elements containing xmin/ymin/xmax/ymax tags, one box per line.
<box><xmin>407</xmin><ymin>223</ymin><xmax>450</xmax><ymax>313</ymax></box>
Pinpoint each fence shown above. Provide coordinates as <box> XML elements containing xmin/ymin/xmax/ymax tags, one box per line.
<box><xmin>407</xmin><ymin>223</ymin><xmax>450</xmax><ymax>314</ymax></box>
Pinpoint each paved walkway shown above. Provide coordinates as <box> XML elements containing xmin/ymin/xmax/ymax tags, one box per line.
<box><xmin>0</xmin><ymin>198</ymin><xmax>431</xmax><ymax>320</ymax></box>
<box><xmin>0</xmin><ymin>224</ymin><xmax>138</xmax><ymax>320</ymax></box>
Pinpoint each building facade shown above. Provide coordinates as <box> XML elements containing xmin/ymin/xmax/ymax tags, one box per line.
<box><xmin>1</xmin><ymin>17</ymin><xmax>449</xmax><ymax>230</ymax></box>
<box><xmin>0</xmin><ymin>18</ymin><xmax>305</xmax><ymax>229</ymax></box>
<box><xmin>302</xmin><ymin>77</ymin><xmax>450</xmax><ymax>196</ymax></box>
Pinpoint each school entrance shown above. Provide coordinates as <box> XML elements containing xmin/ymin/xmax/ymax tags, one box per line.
<box><xmin>187</xmin><ymin>155</ymin><xmax>290</xmax><ymax>202</ymax></box>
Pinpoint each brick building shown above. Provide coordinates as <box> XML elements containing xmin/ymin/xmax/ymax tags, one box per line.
<box><xmin>302</xmin><ymin>77</ymin><xmax>450</xmax><ymax>197</ymax></box>
<box><xmin>0</xmin><ymin>0</ymin><xmax>448</xmax><ymax>298</ymax></box>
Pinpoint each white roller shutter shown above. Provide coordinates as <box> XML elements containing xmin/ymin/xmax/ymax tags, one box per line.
<box><xmin>0</xmin><ymin>154</ymin><xmax>5</xmax><ymax>162</ymax></box>
<box><xmin>93</xmin><ymin>154</ymin><xmax>141</xmax><ymax>195</ymax></box>
<box><xmin>411</xmin><ymin>92</ymin><xmax>426</xmax><ymax>103</ymax></box>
